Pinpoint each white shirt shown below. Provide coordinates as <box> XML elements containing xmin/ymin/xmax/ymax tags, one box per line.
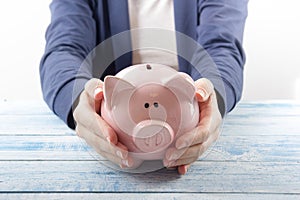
<box><xmin>128</xmin><ymin>0</ymin><xmax>179</xmax><ymax>70</ymax></box>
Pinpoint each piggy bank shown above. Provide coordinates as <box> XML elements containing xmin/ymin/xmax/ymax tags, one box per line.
<box><xmin>101</xmin><ymin>63</ymin><xmax>199</xmax><ymax>169</ymax></box>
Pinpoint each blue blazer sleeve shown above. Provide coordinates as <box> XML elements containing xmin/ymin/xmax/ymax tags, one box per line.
<box><xmin>40</xmin><ymin>0</ymin><xmax>96</xmax><ymax>128</ymax></box>
<box><xmin>193</xmin><ymin>0</ymin><xmax>248</xmax><ymax>114</ymax></box>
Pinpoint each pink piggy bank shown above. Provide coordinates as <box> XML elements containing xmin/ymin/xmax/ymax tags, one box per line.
<box><xmin>101</xmin><ymin>63</ymin><xmax>199</xmax><ymax>169</ymax></box>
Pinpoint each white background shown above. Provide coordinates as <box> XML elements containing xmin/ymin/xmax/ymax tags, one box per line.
<box><xmin>0</xmin><ymin>0</ymin><xmax>299</xmax><ymax>101</ymax></box>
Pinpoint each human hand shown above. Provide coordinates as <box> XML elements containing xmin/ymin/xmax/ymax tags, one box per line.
<box><xmin>73</xmin><ymin>78</ymin><xmax>133</xmax><ymax>168</ymax></box>
<box><xmin>163</xmin><ymin>78</ymin><xmax>223</xmax><ymax>175</ymax></box>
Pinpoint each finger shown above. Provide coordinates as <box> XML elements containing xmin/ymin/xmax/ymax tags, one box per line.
<box><xmin>76</xmin><ymin>124</ymin><xmax>128</xmax><ymax>160</ymax></box>
<box><xmin>164</xmin><ymin>138</ymin><xmax>214</xmax><ymax>168</ymax></box>
<box><xmin>171</xmin><ymin>139</ymin><xmax>213</xmax><ymax>168</ymax></box>
<box><xmin>164</xmin><ymin>157</ymin><xmax>196</xmax><ymax>168</ymax></box>
<box><xmin>84</xmin><ymin>78</ymin><xmax>104</xmax><ymax>100</ymax></box>
<box><xmin>175</xmin><ymin>125</ymin><xmax>208</xmax><ymax>149</ymax></box>
<box><xmin>175</xmin><ymin>96</ymin><xmax>222</xmax><ymax>150</ymax></box>
<box><xmin>73</xmin><ymin>93</ymin><xmax>118</xmax><ymax>144</ymax></box>
<box><xmin>165</xmin><ymin>147</ymin><xmax>188</xmax><ymax>161</ymax></box>
<box><xmin>100</xmin><ymin>150</ymin><xmax>133</xmax><ymax>168</ymax></box>
<box><xmin>76</xmin><ymin>125</ymin><xmax>132</xmax><ymax>168</ymax></box>
<box><xmin>176</xmin><ymin>84</ymin><xmax>214</xmax><ymax>150</ymax></box>
<box><xmin>165</xmin><ymin>144</ymin><xmax>205</xmax><ymax>161</ymax></box>
<box><xmin>177</xmin><ymin>164</ymin><xmax>190</xmax><ymax>175</ymax></box>
<box><xmin>94</xmin><ymin>87</ymin><xmax>104</xmax><ymax>101</ymax></box>
<box><xmin>84</xmin><ymin>79</ymin><xmax>104</xmax><ymax>113</ymax></box>
<box><xmin>117</xmin><ymin>142</ymin><xmax>128</xmax><ymax>151</ymax></box>
<box><xmin>169</xmin><ymin>137</ymin><xmax>217</xmax><ymax>162</ymax></box>
<box><xmin>194</xmin><ymin>78</ymin><xmax>214</xmax><ymax>102</ymax></box>
<box><xmin>94</xmin><ymin>88</ymin><xmax>103</xmax><ymax>113</ymax></box>
<box><xmin>175</xmin><ymin>124</ymin><xmax>221</xmax><ymax>150</ymax></box>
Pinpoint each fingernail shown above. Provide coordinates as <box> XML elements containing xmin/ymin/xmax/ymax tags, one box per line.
<box><xmin>106</xmin><ymin>136</ymin><xmax>112</xmax><ymax>144</ymax></box>
<box><xmin>122</xmin><ymin>159</ymin><xmax>133</xmax><ymax>167</ymax></box>
<box><xmin>184</xmin><ymin>165</ymin><xmax>188</xmax><ymax>173</ymax></box>
<box><xmin>122</xmin><ymin>160</ymin><xmax>129</xmax><ymax>167</ymax></box>
<box><xmin>94</xmin><ymin>88</ymin><xmax>103</xmax><ymax>98</ymax></box>
<box><xmin>197</xmin><ymin>89</ymin><xmax>206</xmax><ymax>98</ymax></box>
<box><xmin>116</xmin><ymin>150</ymin><xmax>128</xmax><ymax>159</ymax></box>
<box><xmin>116</xmin><ymin>151</ymin><xmax>123</xmax><ymax>159</ymax></box>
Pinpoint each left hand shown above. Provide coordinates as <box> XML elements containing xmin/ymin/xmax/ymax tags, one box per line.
<box><xmin>163</xmin><ymin>78</ymin><xmax>223</xmax><ymax>175</ymax></box>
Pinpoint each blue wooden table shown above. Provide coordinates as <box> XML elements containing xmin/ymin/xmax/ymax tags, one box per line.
<box><xmin>0</xmin><ymin>101</ymin><xmax>300</xmax><ymax>199</ymax></box>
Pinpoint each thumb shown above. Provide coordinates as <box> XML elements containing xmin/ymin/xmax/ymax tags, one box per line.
<box><xmin>94</xmin><ymin>87</ymin><xmax>103</xmax><ymax>101</ymax></box>
<box><xmin>194</xmin><ymin>78</ymin><xmax>214</xmax><ymax>102</ymax></box>
<box><xmin>85</xmin><ymin>78</ymin><xmax>104</xmax><ymax>113</ymax></box>
<box><xmin>84</xmin><ymin>78</ymin><xmax>104</xmax><ymax>100</ymax></box>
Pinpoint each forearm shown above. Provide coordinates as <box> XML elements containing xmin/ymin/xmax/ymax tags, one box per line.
<box><xmin>192</xmin><ymin>0</ymin><xmax>248</xmax><ymax>114</ymax></box>
<box><xmin>40</xmin><ymin>0</ymin><xmax>96</xmax><ymax>128</ymax></box>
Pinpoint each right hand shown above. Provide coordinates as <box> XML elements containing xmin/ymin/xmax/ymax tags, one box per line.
<box><xmin>73</xmin><ymin>78</ymin><xmax>133</xmax><ymax>168</ymax></box>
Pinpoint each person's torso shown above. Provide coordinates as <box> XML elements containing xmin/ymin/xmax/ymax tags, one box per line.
<box><xmin>128</xmin><ymin>0</ymin><xmax>179</xmax><ymax>70</ymax></box>
<box><xmin>91</xmin><ymin>0</ymin><xmax>198</xmax><ymax>75</ymax></box>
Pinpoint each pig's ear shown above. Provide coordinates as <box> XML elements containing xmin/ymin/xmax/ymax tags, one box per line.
<box><xmin>165</xmin><ymin>73</ymin><xmax>196</xmax><ymax>101</ymax></box>
<box><xmin>103</xmin><ymin>76</ymin><xmax>135</xmax><ymax>110</ymax></box>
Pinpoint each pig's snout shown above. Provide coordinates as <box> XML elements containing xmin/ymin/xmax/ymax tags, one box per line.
<box><xmin>133</xmin><ymin>120</ymin><xmax>174</xmax><ymax>153</ymax></box>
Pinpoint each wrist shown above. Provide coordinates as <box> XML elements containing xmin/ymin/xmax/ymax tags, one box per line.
<box><xmin>214</xmin><ymin>89</ymin><xmax>226</xmax><ymax>118</ymax></box>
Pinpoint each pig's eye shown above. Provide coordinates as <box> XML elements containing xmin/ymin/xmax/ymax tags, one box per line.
<box><xmin>144</xmin><ymin>103</ymin><xmax>150</xmax><ymax>108</ymax></box>
<box><xmin>146</xmin><ymin>64</ymin><xmax>152</xmax><ymax>70</ymax></box>
<box><xmin>153</xmin><ymin>102</ymin><xmax>159</xmax><ymax>108</ymax></box>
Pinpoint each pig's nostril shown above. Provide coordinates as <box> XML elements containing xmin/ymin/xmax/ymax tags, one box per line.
<box><xmin>153</xmin><ymin>102</ymin><xmax>159</xmax><ymax>108</ymax></box>
<box><xmin>133</xmin><ymin>120</ymin><xmax>174</xmax><ymax>153</ymax></box>
<box><xmin>156</xmin><ymin>133</ymin><xmax>162</xmax><ymax>145</ymax></box>
<box><xmin>144</xmin><ymin>103</ymin><xmax>150</xmax><ymax>108</ymax></box>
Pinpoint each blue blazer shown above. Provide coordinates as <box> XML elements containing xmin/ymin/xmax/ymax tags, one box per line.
<box><xmin>40</xmin><ymin>0</ymin><xmax>248</xmax><ymax>128</ymax></box>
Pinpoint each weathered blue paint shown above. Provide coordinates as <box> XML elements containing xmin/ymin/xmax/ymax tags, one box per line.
<box><xmin>0</xmin><ymin>101</ymin><xmax>299</xmax><ymax>198</ymax></box>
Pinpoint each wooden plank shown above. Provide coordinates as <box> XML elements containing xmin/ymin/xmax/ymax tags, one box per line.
<box><xmin>230</xmin><ymin>102</ymin><xmax>300</xmax><ymax>117</ymax></box>
<box><xmin>0</xmin><ymin>101</ymin><xmax>299</xmax><ymax>196</ymax></box>
<box><xmin>0</xmin><ymin>115</ymin><xmax>73</xmax><ymax>136</ymax></box>
<box><xmin>1</xmin><ymin>101</ymin><xmax>300</xmax><ymax>118</ymax></box>
<box><xmin>207</xmin><ymin>135</ymin><xmax>300</xmax><ymax>162</ymax></box>
<box><xmin>0</xmin><ymin>136</ymin><xmax>93</xmax><ymax>160</ymax></box>
<box><xmin>0</xmin><ymin>101</ymin><xmax>299</xmax><ymax>136</ymax></box>
<box><xmin>223</xmin><ymin>102</ymin><xmax>300</xmax><ymax>136</ymax></box>
<box><xmin>1</xmin><ymin>100</ymin><xmax>299</xmax><ymax>116</ymax></box>
<box><xmin>0</xmin><ymin>101</ymin><xmax>52</xmax><ymax>115</ymax></box>
<box><xmin>222</xmin><ymin>116</ymin><xmax>300</xmax><ymax>136</ymax></box>
<box><xmin>1</xmin><ymin>193</ymin><xmax>300</xmax><ymax>200</ymax></box>
<box><xmin>0</xmin><ymin>135</ymin><xmax>300</xmax><ymax>162</ymax></box>
<box><xmin>0</xmin><ymin>161</ymin><xmax>299</xmax><ymax>193</ymax></box>
<box><xmin>0</xmin><ymin>114</ymin><xmax>299</xmax><ymax>136</ymax></box>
